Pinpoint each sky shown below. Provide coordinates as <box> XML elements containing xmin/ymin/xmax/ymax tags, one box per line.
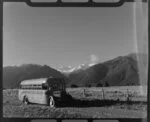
<box><xmin>3</xmin><ymin>2</ymin><xmax>147</xmax><ymax>69</ymax></box>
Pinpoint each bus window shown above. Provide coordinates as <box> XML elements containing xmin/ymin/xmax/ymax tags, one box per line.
<box><xmin>52</xmin><ymin>84</ymin><xmax>57</xmax><ymax>90</ymax></box>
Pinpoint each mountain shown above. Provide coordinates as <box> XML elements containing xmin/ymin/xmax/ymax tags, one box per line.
<box><xmin>67</xmin><ymin>63</ymin><xmax>108</xmax><ymax>87</ymax></box>
<box><xmin>66</xmin><ymin>53</ymin><xmax>147</xmax><ymax>87</ymax></box>
<box><xmin>3</xmin><ymin>53</ymin><xmax>147</xmax><ymax>89</ymax></box>
<box><xmin>3</xmin><ymin>64</ymin><xmax>67</xmax><ymax>89</ymax></box>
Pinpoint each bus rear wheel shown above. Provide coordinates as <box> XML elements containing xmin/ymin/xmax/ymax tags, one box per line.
<box><xmin>23</xmin><ymin>96</ymin><xmax>29</xmax><ymax>105</ymax></box>
<box><xmin>48</xmin><ymin>96</ymin><xmax>55</xmax><ymax>108</ymax></box>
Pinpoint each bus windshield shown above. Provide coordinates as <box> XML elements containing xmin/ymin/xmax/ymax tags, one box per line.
<box><xmin>47</xmin><ymin>78</ymin><xmax>65</xmax><ymax>91</ymax></box>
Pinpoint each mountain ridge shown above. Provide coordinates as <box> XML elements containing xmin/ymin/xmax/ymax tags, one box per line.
<box><xmin>3</xmin><ymin>64</ymin><xmax>67</xmax><ymax>88</ymax></box>
<box><xmin>65</xmin><ymin>53</ymin><xmax>147</xmax><ymax>87</ymax></box>
<box><xmin>3</xmin><ymin>53</ymin><xmax>147</xmax><ymax>88</ymax></box>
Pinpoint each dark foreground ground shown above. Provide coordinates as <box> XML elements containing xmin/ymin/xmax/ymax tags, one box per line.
<box><xmin>3</xmin><ymin>86</ymin><xmax>147</xmax><ymax>118</ymax></box>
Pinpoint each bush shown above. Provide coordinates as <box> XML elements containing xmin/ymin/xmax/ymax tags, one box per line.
<box><xmin>86</xmin><ymin>84</ymin><xmax>92</xmax><ymax>87</ymax></box>
<box><xmin>96</xmin><ymin>83</ymin><xmax>103</xmax><ymax>87</ymax></box>
<box><xmin>70</xmin><ymin>84</ymin><xmax>78</xmax><ymax>88</ymax></box>
<box><xmin>105</xmin><ymin>82</ymin><xmax>109</xmax><ymax>87</ymax></box>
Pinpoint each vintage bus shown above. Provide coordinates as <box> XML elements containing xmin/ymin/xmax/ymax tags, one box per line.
<box><xmin>18</xmin><ymin>77</ymin><xmax>72</xmax><ymax>107</ymax></box>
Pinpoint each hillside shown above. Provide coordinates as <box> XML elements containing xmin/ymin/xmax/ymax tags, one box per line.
<box><xmin>66</xmin><ymin>53</ymin><xmax>147</xmax><ymax>87</ymax></box>
<box><xmin>3</xmin><ymin>64</ymin><xmax>67</xmax><ymax>89</ymax></box>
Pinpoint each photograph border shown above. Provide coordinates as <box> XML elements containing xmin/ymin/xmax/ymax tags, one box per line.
<box><xmin>0</xmin><ymin>0</ymin><xmax>149</xmax><ymax>122</ymax></box>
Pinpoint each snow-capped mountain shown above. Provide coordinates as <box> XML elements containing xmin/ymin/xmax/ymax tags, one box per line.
<box><xmin>58</xmin><ymin>66</ymin><xmax>76</xmax><ymax>73</ymax></box>
<box><xmin>58</xmin><ymin>63</ymin><xmax>97</xmax><ymax>73</ymax></box>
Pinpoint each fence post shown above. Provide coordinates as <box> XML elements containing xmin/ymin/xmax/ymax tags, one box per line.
<box><xmin>102</xmin><ymin>88</ymin><xmax>105</xmax><ymax>100</ymax></box>
<box><xmin>127</xmin><ymin>88</ymin><xmax>131</xmax><ymax>103</ymax></box>
<box><xmin>83</xmin><ymin>88</ymin><xmax>86</xmax><ymax>98</ymax></box>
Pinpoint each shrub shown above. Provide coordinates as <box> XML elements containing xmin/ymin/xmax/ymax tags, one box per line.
<box><xmin>86</xmin><ymin>84</ymin><xmax>92</xmax><ymax>87</ymax></box>
<box><xmin>70</xmin><ymin>84</ymin><xmax>78</xmax><ymax>88</ymax></box>
<box><xmin>96</xmin><ymin>83</ymin><xmax>103</xmax><ymax>87</ymax></box>
<box><xmin>105</xmin><ymin>82</ymin><xmax>109</xmax><ymax>87</ymax></box>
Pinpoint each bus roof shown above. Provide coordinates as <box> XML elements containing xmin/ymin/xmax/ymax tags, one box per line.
<box><xmin>20</xmin><ymin>78</ymin><xmax>47</xmax><ymax>85</ymax></box>
<box><xmin>20</xmin><ymin>77</ymin><xmax>65</xmax><ymax>85</ymax></box>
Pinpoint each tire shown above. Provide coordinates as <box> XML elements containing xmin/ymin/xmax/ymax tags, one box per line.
<box><xmin>48</xmin><ymin>96</ymin><xmax>55</xmax><ymax>108</ymax></box>
<box><xmin>23</xmin><ymin>96</ymin><xmax>29</xmax><ymax>105</ymax></box>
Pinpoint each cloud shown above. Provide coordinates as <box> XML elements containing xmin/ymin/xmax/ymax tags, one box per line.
<box><xmin>89</xmin><ymin>54</ymin><xmax>99</xmax><ymax>64</ymax></box>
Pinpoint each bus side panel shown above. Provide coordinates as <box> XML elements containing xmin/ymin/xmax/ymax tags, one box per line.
<box><xmin>18</xmin><ymin>89</ymin><xmax>36</xmax><ymax>104</ymax></box>
<box><xmin>27</xmin><ymin>90</ymin><xmax>36</xmax><ymax>103</ymax></box>
<box><xmin>18</xmin><ymin>89</ymin><xmax>48</xmax><ymax>105</ymax></box>
<box><xmin>27</xmin><ymin>90</ymin><xmax>48</xmax><ymax>105</ymax></box>
<box><xmin>37</xmin><ymin>90</ymin><xmax>48</xmax><ymax>105</ymax></box>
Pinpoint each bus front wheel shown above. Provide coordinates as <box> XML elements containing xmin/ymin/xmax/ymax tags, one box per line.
<box><xmin>48</xmin><ymin>96</ymin><xmax>55</xmax><ymax>108</ymax></box>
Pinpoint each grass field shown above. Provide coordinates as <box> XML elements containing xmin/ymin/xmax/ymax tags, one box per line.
<box><xmin>3</xmin><ymin>86</ymin><xmax>147</xmax><ymax>118</ymax></box>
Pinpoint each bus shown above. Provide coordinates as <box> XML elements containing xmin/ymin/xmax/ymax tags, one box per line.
<box><xmin>18</xmin><ymin>77</ymin><xmax>72</xmax><ymax>107</ymax></box>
